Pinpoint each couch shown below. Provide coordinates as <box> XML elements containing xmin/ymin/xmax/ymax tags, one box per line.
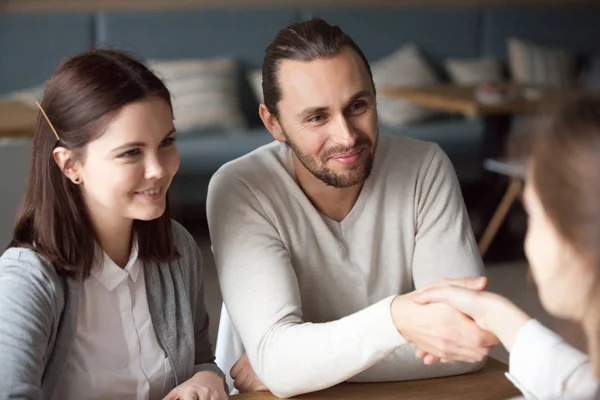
<box><xmin>2</xmin><ymin>5</ymin><xmax>600</xmax><ymax>208</ymax></box>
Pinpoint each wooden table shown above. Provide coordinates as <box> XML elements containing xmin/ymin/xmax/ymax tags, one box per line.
<box><xmin>381</xmin><ymin>83</ymin><xmax>582</xmax><ymax>160</ymax></box>
<box><xmin>231</xmin><ymin>358</ymin><xmax>520</xmax><ymax>399</ymax></box>
<box><xmin>381</xmin><ymin>84</ymin><xmax>580</xmax><ymax>118</ymax></box>
<box><xmin>0</xmin><ymin>100</ymin><xmax>37</xmax><ymax>138</ymax></box>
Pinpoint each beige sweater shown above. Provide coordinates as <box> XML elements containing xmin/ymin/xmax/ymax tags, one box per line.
<box><xmin>207</xmin><ymin>135</ymin><xmax>485</xmax><ymax>398</ymax></box>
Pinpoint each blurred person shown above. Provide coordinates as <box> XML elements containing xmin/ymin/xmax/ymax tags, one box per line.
<box><xmin>413</xmin><ymin>95</ymin><xmax>600</xmax><ymax>399</ymax></box>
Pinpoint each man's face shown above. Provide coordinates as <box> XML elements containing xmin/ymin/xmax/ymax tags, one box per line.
<box><xmin>273</xmin><ymin>47</ymin><xmax>378</xmax><ymax>188</ymax></box>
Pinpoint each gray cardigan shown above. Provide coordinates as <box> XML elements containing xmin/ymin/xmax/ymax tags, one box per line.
<box><xmin>0</xmin><ymin>220</ymin><xmax>226</xmax><ymax>399</ymax></box>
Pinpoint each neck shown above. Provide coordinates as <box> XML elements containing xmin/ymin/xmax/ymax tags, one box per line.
<box><xmin>582</xmin><ymin>282</ymin><xmax>600</xmax><ymax>378</ymax></box>
<box><xmin>293</xmin><ymin>154</ymin><xmax>362</xmax><ymax>222</ymax></box>
<box><xmin>88</xmin><ymin>207</ymin><xmax>134</xmax><ymax>269</ymax></box>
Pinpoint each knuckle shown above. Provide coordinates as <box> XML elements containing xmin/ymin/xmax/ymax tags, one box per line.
<box><xmin>441</xmin><ymin>334</ymin><xmax>453</xmax><ymax>347</ymax></box>
<box><xmin>438</xmin><ymin>343</ymin><xmax>450</xmax><ymax>358</ymax></box>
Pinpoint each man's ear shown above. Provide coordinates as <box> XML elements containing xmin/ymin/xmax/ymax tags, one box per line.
<box><xmin>259</xmin><ymin>104</ymin><xmax>285</xmax><ymax>142</ymax></box>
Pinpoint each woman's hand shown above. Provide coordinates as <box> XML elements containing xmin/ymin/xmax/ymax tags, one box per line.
<box><xmin>412</xmin><ymin>286</ymin><xmax>532</xmax><ymax>363</ymax></box>
<box><xmin>163</xmin><ymin>371</ymin><xmax>228</xmax><ymax>400</ymax></box>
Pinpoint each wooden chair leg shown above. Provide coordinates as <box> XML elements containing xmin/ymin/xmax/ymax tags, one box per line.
<box><xmin>478</xmin><ymin>178</ymin><xmax>523</xmax><ymax>257</ymax></box>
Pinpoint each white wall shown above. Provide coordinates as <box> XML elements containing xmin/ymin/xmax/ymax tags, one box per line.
<box><xmin>0</xmin><ymin>139</ymin><xmax>32</xmax><ymax>249</ymax></box>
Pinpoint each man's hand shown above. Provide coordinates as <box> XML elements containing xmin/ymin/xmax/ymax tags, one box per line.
<box><xmin>412</xmin><ymin>284</ymin><xmax>531</xmax><ymax>354</ymax></box>
<box><xmin>163</xmin><ymin>371</ymin><xmax>227</xmax><ymax>400</ymax></box>
<box><xmin>230</xmin><ymin>353</ymin><xmax>268</xmax><ymax>393</ymax></box>
<box><xmin>391</xmin><ymin>277</ymin><xmax>499</xmax><ymax>364</ymax></box>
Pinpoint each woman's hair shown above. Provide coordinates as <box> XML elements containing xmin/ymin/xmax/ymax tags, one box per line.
<box><xmin>529</xmin><ymin>94</ymin><xmax>600</xmax><ymax>265</ymax></box>
<box><xmin>9</xmin><ymin>49</ymin><xmax>179</xmax><ymax>279</ymax></box>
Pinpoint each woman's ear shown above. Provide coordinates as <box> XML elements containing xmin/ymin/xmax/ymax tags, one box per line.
<box><xmin>52</xmin><ymin>147</ymin><xmax>82</xmax><ymax>185</ymax></box>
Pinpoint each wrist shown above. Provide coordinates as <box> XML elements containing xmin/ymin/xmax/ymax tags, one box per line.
<box><xmin>192</xmin><ymin>370</ymin><xmax>223</xmax><ymax>383</ymax></box>
<box><xmin>390</xmin><ymin>294</ymin><xmax>412</xmax><ymax>339</ymax></box>
<box><xmin>489</xmin><ymin>296</ymin><xmax>531</xmax><ymax>352</ymax></box>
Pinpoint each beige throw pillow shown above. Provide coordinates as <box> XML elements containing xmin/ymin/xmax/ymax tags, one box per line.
<box><xmin>445</xmin><ymin>58</ymin><xmax>503</xmax><ymax>85</ymax></box>
<box><xmin>371</xmin><ymin>44</ymin><xmax>440</xmax><ymax>127</ymax></box>
<box><xmin>149</xmin><ymin>57</ymin><xmax>247</xmax><ymax>133</ymax></box>
<box><xmin>507</xmin><ymin>37</ymin><xmax>576</xmax><ymax>87</ymax></box>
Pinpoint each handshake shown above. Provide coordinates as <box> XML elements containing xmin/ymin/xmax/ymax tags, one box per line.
<box><xmin>231</xmin><ymin>276</ymin><xmax>531</xmax><ymax>393</ymax></box>
<box><xmin>392</xmin><ymin>276</ymin><xmax>530</xmax><ymax>365</ymax></box>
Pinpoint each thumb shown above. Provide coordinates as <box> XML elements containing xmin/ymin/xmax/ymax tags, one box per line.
<box><xmin>412</xmin><ymin>286</ymin><xmax>482</xmax><ymax>321</ymax></box>
<box><xmin>412</xmin><ymin>287</ymin><xmax>453</xmax><ymax>305</ymax></box>
<box><xmin>162</xmin><ymin>391</ymin><xmax>179</xmax><ymax>400</ymax></box>
<box><xmin>412</xmin><ymin>286</ymin><xmax>472</xmax><ymax>308</ymax></box>
<box><xmin>451</xmin><ymin>276</ymin><xmax>487</xmax><ymax>291</ymax></box>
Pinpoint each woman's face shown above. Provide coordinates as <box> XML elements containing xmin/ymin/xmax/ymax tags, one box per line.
<box><xmin>71</xmin><ymin>96</ymin><xmax>179</xmax><ymax>228</ymax></box>
<box><xmin>523</xmin><ymin>179</ymin><xmax>592</xmax><ymax>321</ymax></box>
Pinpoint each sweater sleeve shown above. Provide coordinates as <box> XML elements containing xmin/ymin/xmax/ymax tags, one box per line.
<box><xmin>207</xmin><ymin>172</ymin><xmax>406</xmax><ymax>398</ymax></box>
<box><xmin>506</xmin><ymin>319</ymin><xmax>598</xmax><ymax>399</ymax></box>
<box><xmin>412</xmin><ymin>145</ymin><xmax>485</xmax><ymax>287</ymax></box>
<box><xmin>0</xmin><ymin>250</ymin><xmax>57</xmax><ymax>400</ymax></box>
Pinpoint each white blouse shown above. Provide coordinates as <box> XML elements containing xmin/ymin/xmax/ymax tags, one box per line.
<box><xmin>53</xmin><ymin>241</ymin><xmax>174</xmax><ymax>400</ymax></box>
<box><xmin>506</xmin><ymin>319</ymin><xmax>598</xmax><ymax>399</ymax></box>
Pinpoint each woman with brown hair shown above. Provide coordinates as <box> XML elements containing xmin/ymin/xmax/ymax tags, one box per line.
<box><xmin>413</xmin><ymin>95</ymin><xmax>600</xmax><ymax>399</ymax></box>
<box><xmin>0</xmin><ymin>49</ymin><xmax>227</xmax><ymax>400</ymax></box>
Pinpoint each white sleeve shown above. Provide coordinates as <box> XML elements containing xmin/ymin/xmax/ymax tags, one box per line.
<box><xmin>207</xmin><ymin>172</ymin><xmax>406</xmax><ymax>398</ymax></box>
<box><xmin>506</xmin><ymin>319</ymin><xmax>598</xmax><ymax>399</ymax></box>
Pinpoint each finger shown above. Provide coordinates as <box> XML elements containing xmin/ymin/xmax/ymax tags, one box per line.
<box><xmin>230</xmin><ymin>354</ymin><xmax>248</xmax><ymax>380</ymax></box>
<box><xmin>435</xmin><ymin>349</ymin><xmax>482</xmax><ymax>363</ymax></box>
<box><xmin>451</xmin><ymin>277</ymin><xmax>487</xmax><ymax>291</ymax></box>
<box><xmin>248</xmin><ymin>379</ymin><xmax>268</xmax><ymax>392</ymax></box>
<box><xmin>441</xmin><ymin>358</ymin><xmax>453</xmax><ymax>364</ymax></box>
<box><xmin>415</xmin><ymin>349</ymin><xmax>428</xmax><ymax>358</ymax></box>
<box><xmin>420</xmin><ymin>277</ymin><xmax>487</xmax><ymax>292</ymax></box>
<box><xmin>456</xmin><ymin>317</ymin><xmax>496</xmax><ymax>360</ymax></box>
<box><xmin>457</xmin><ymin>315</ymin><xmax>498</xmax><ymax>353</ymax></box>
<box><xmin>413</xmin><ymin>286</ymin><xmax>471</xmax><ymax>307</ymax></box>
<box><xmin>218</xmin><ymin>391</ymin><xmax>229</xmax><ymax>400</ymax></box>
<box><xmin>233</xmin><ymin>377</ymin><xmax>244</xmax><ymax>393</ymax></box>
<box><xmin>235</xmin><ymin>375</ymin><xmax>252</xmax><ymax>393</ymax></box>
<box><xmin>443</xmin><ymin>342</ymin><xmax>490</xmax><ymax>363</ymax></box>
<box><xmin>456</xmin><ymin>348</ymin><xmax>487</xmax><ymax>363</ymax></box>
<box><xmin>162</xmin><ymin>390</ymin><xmax>179</xmax><ymax>400</ymax></box>
<box><xmin>414</xmin><ymin>334</ymin><xmax>486</xmax><ymax>363</ymax></box>
<box><xmin>480</xmin><ymin>330</ymin><xmax>500</xmax><ymax>347</ymax></box>
<box><xmin>183</xmin><ymin>392</ymin><xmax>199</xmax><ymax>400</ymax></box>
<box><xmin>423</xmin><ymin>354</ymin><xmax>441</xmax><ymax>364</ymax></box>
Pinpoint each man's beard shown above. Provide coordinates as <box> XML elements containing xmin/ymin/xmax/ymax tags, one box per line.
<box><xmin>282</xmin><ymin>130</ymin><xmax>376</xmax><ymax>188</ymax></box>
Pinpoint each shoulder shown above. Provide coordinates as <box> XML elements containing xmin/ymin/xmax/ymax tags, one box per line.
<box><xmin>376</xmin><ymin>135</ymin><xmax>454</xmax><ymax>183</ymax></box>
<box><xmin>378</xmin><ymin>135</ymin><xmax>444</xmax><ymax>169</ymax></box>
<box><xmin>170</xmin><ymin>219</ymin><xmax>198</xmax><ymax>252</ymax></box>
<box><xmin>209</xmin><ymin>141</ymin><xmax>289</xmax><ymax>193</ymax></box>
<box><xmin>0</xmin><ymin>247</ymin><xmax>62</xmax><ymax>288</ymax></box>
<box><xmin>0</xmin><ymin>247</ymin><xmax>63</xmax><ymax>316</ymax></box>
<box><xmin>168</xmin><ymin>219</ymin><xmax>203</xmax><ymax>279</ymax></box>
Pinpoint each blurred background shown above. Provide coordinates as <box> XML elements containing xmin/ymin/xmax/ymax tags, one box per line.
<box><xmin>1</xmin><ymin>0</ymin><xmax>599</xmax><ymax>362</ymax></box>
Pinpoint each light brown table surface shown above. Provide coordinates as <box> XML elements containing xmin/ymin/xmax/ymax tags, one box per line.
<box><xmin>381</xmin><ymin>84</ymin><xmax>581</xmax><ymax>117</ymax></box>
<box><xmin>231</xmin><ymin>358</ymin><xmax>520</xmax><ymax>399</ymax></box>
<box><xmin>0</xmin><ymin>100</ymin><xmax>37</xmax><ymax>138</ymax></box>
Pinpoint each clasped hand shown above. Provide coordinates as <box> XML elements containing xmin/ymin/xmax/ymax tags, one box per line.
<box><xmin>391</xmin><ymin>277</ymin><xmax>500</xmax><ymax>364</ymax></box>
